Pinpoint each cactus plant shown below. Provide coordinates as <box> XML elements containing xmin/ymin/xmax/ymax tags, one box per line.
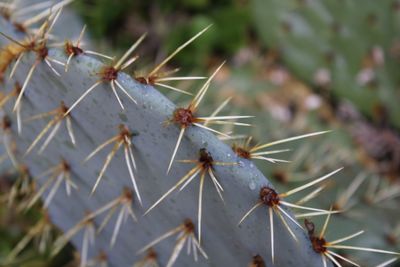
<box><xmin>252</xmin><ymin>0</ymin><xmax>400</xmax><ymax>129</ymax></box>
<box><xmin>0</xmin><ymin>1</ymin><xmax>399</xmax><ymax>267</ymax></box>
<box><xmin>200</xmin><ymin>47</ymin><xmax>400</xmax><ymax>266</ymax></box>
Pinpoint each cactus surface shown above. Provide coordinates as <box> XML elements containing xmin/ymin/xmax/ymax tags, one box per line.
<box><xmin>0</xmin><ymin>6</ymin><xmax>333</xmax><ymax>267</ymax></box>
<box><xmin>1</xmin><ymin>1</ymin><xmax>400</xmax><ymax>267</ymax></box>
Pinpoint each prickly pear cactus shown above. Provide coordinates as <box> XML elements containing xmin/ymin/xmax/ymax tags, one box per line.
<box><xmin>198</xmin><ymin>44</ymin><xmax>400</xmax><ymax>266</ymax></box>
<box><xmin>0</xmin><ymin>2</ymin><xmax>399</xmax><ymax>267</ymax></box>
<box><xmin>252</xmin><ymin>0</ymin><xmax>400</xmax><ymax>129</ymax></box>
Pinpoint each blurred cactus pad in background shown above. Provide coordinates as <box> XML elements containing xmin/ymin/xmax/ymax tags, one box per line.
<box><xmin>0</xmin><ymin>0</ymin><xmax>400</xmax><ymax>267</ymax></box>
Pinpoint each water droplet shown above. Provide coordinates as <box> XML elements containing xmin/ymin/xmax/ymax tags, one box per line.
<box><xmin>201</xmin><ymin>140</ymin><xmax>208</xmax><ymax>147</ymax></box>
<box><xmin>249</xmin><ymin>181</ymin><xmax>256</xmax><ymax>190</ymax></box>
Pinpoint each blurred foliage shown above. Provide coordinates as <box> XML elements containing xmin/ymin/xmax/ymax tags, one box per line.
<box><xmin>73</xmin><ymin>0</ymin><xmax>252</xmax><ymax>68</ymax></box>
<box><xmin>252</xmin><ymin>0</ymin><xmax>400</xmax><ymax>129</ymax></box>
